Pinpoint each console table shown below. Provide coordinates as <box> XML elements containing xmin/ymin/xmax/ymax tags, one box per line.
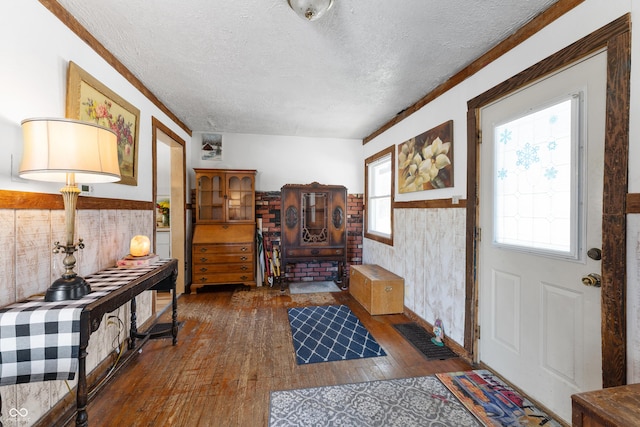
<box><xmin>0</xmin><ymin>258</ymin><xmax>178</xmax><ymax>427</ymax></box>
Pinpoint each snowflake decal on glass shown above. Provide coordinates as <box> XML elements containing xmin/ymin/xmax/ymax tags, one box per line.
<box><xmin>515</xmin><ymin>143</ymin><xmax>539</xmax><ymax>170</ymax></box>
<box><xmin>544</xmin><ymin>167</ymin><xmax>558</xmax><ymax>180</ymax></box>
<box><xmin>548</xmin><ymin>140</ymin><xmax>557</xmax><ymax>151</ymax></box>
<box><xmin>499</xmin><ymin>128</ymin><xmax>512</xmax><ymax>145</ymax></box>
<box><xmin>497</xmin><ymin>168</ymin><xmax>508</xmax><ymax>180</ymax></box>
<box><xmin>549</xmin><ymin>115</ymin><xmax>558</xmax><ymax>125</ymax></box>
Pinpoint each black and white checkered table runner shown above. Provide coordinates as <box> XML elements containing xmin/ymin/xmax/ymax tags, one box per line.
<box><xmin>0</xmin><ymin>260</ymin><xmax>170</xmax><ymax>386</ymax></box>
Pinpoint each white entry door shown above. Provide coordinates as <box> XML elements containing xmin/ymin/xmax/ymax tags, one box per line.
<box><xmin>478</xmin><ymin>52</ymin><xmax>606</xmax><ymax>422</ymax></box>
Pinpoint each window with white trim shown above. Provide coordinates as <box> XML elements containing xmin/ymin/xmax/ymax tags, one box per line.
<box><xmin>364</xmin><ymin>146</ymin><xmax>394</xmax><ymax>245</ymax></box>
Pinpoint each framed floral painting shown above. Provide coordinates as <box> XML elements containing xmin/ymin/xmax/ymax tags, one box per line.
<box><xmin>66</xmin><ymin>61</ymin><xmax>140</xmax><ymax>186</ymax></box>
<box><xmin>398</xmin><ymin>120</ymin><xmax>453</xmax><ymax>193</ymax></box>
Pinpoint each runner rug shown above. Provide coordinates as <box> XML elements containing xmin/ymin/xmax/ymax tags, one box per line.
<box><xmin>287</xmin><ymin>305</ymin><xmax>386</xmax><ymax>364</ymax></box>
<box><xmin>269</xmin><ymin>376</ymin><xmax>482</xmax><ymax>427</ymax></box>
<box><xmin>436</xmin><ymin>370</ymin><xmax>563</xmax><ymax>426</ymax></box>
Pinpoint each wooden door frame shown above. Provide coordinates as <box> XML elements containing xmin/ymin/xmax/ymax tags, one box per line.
<box><xmin>152</xmin><ymin>116</ymin><xmax>187</xmax><ymax>294</ymax></box>
<box><xmin>465</xmin><ymin>15</ymin><xmax>630</xmax><ymax>388</ymax></box>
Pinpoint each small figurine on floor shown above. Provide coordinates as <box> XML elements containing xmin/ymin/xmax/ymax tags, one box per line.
<box><xmin>431</xmin><ymin>318</ymin><xmax>444</xmax><ymax>347</ymax></box>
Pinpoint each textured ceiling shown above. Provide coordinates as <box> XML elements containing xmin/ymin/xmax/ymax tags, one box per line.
<box><xmin>55</xmin><ymin>0</ymin><xmax>558</xmax><ymax>139</ymax></box>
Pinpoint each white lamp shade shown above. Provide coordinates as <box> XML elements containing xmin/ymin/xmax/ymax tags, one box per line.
<box><xmin>288</xmin><ymin>0</ymin><xmax>334</xmax><ymax>21</ymax></box>
<box><xmin>20</xmin><ymin>118</ymin><xmax>121</xmax><ymax>183</ymax></box>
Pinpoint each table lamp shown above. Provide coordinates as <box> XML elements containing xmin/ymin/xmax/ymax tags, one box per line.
<box><xmin>20</xmin><ymin>118</ymin><xmax>121</xmax><ymax>301</ymax></box>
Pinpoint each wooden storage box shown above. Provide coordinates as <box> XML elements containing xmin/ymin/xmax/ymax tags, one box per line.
<box><xmin>350</xmin><ymin>264</ymin><xmax>404</xmax><ymax>315</ymax></box>
<box><xmin>572</xmin><ymin>384</ymin><xmax>640</xmax><ymax>426</ymax></box>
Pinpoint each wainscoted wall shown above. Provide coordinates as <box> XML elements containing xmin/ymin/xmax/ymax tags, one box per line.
<box><xmin>363</xmin><ymin>207</ymin><xmax>466</xmax><ymax>345</ymax></box>
<box><xmin>627</xmin><ymin>214</ymin><xmax>640</xmax><ymax>381</ymax></box>
<box><xmin>0</xmin><ymin>207</ymin><xmax>154</xmax><ymax>425</ymax></box>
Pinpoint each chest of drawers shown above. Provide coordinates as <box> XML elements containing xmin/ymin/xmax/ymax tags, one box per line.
<box><xmin>191</xmin><ymin>224</ymin><xmax>255</xmax><ymax>292</ymax></box>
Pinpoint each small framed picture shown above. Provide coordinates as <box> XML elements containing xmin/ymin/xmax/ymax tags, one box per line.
<box><xmin>202</xmin><ymin>133</ymin><xmax>222</xmax><ymax>161</ymax></box>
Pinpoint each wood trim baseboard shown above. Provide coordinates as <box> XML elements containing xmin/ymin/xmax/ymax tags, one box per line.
<box><xmin>626</xmin><ymin>193</ymin><xmax>640</xmax><ymax>213</ymax></box>
<box><xmin>0</xmin><ymin>190</ymin><xmax>153</xmax><ymax>210</ymax></box>
<box><xmin>394</xmin><ymin>198</ymin><xmax>466</xmax><ymax>209</ymax></box>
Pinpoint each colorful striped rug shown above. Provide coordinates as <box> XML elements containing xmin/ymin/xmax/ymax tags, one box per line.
<box><xmin>436</xmin><ymin>370</ymin><xmax>562</xmax><ymax>426</ymax></box>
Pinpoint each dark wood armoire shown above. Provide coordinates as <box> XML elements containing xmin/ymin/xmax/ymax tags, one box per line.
<box><xmin>280</xmin><ymin>182</ymin><xmax>348</xmax><ymax>289</ymax></box>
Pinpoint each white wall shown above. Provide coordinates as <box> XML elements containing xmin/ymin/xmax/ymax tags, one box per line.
<box><xmin>364</xmin><ymin>0</ymin><xmax>640</xmax><ymax>383</ymax></box>
<box><xmin>3</xmin><ymin>2</ymin><xmax>640</xmax><ymax>425</ymax></box>
<box><xmin>0</xmin><ymin>2</ymin><xmax>190</xmax><ymax>201</ymax></box>
<box><xmin>0</xmin><ymin>3</ymin><xmax>362</xmax><ymax>423</ymax></box>
<box><xmin>627</xmin><ymin>0</ymin><xmax>640</xmax><ymax>384</ymax></box>
<box><xmin>156</xmin><ymin>142</ymin><xmax>172</xmax><ymax>196</ymax></box>
<box><xmin>191</xmin><ymin>132</ymin><xmax>363</xmax><ymax>193</ymax></box>
<box><xmin>0</xmin><ymin>2</ymin><xmax>190</xmax><ymax>425</ymax></box>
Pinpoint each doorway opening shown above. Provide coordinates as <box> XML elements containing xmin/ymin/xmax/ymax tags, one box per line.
<box><xmin>152</xmin><ymin>117</ymin><xmax>186</xmax><ymax>313</ymax></box>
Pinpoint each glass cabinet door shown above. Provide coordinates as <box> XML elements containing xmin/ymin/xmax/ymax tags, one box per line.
<box><xmin>198</xmin><ymin>174</ymin><xmax>224</xmax><ymax>221</ymax></box>
<box><xmin>227</xmin><ymin>175</ymin><xmax>254</xmax><ymax>221</ymax></box>
<box><xmin>196</xmin><ymin>169</ymin><xmax>255</xmax><ymax>223</ymax></box>
<box><xmin>302</xmin><ymin>192</ymin><xmax>328</xmax><ymax>243</ymax></box>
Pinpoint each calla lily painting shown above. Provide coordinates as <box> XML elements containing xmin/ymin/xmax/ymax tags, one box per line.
<box><xmin>398</xmin><ymin>120</ymin><xmax>454</xmax><ymax>193</ymax></box>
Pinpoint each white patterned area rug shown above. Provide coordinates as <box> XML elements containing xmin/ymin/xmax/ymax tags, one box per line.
<box><xmin>289</xmin><ymin>281</ymin><xmax>341</xmax><ymax>294</ymax></box>
<box><xmin>269</xmin><ymin>376</ymin><xmax>482</xmax><ymax>427</ymax></box>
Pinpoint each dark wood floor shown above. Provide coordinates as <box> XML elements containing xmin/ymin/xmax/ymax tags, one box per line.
<box><xmin>77</xmin><ymin>285</ymin><xmax>473</xmax><ymax>426</ymax></box>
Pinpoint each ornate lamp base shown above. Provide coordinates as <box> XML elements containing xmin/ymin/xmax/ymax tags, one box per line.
<box><xmin>45</xmin><ymin>275</ymin><xmax>91</xmax><ymax>302</ymax></box>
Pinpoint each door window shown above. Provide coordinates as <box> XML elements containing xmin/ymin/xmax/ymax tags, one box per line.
<box><xmin>492</xmin><ymin>95</ymin><xmax>582</xmax><ymax>259</ymax></box>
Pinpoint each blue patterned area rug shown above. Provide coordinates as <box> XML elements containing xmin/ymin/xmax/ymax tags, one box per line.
<box><xmin>269</xmin><ymin>376</ymin><xmax>482</xmax><ymax>426</ymax></box>
<box><xmin>287</xmin><ymin>305</ymin><xmax>386</xmax><ymax>364</ymax></box>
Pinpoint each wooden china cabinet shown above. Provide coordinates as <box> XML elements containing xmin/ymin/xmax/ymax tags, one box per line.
<box><xmin>191</xmin><ymin>169</ymin><xmax>256</xmax><ymax>293</ymax></box>
<box><xmin>280</xmin><ymin>182</ymin><xmax>348</xmax><ymax>290</ymax></box>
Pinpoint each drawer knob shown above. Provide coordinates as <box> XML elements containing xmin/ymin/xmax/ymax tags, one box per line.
<box><xmin>240</xmin><ymin>256</ymin><xmax>248</xmax><ymax>261</ymax></box>
<box><xmin>385</xmin><ymin>286</ymin><xmax>393</xmax><ymax>292</ymax></box>
<box><xmin>241</xmin><ymin>247</ymin><xmax>248</xmax><ymax>252</ymax></box>
<box><xmin>311</xmin><ymin>249</ymin><xmax>319</xmax><ymax>255</ymax></box>
<box><xmin>200</xmin><ymin>257</ymin><xmax>208</xmax><ymax>262</ymax></box>
<box><xmin>199</xmin><ymin>247</ymin><xmax>208</xmax><ymax>253</ymax></box>
<box><xmin>198</xmin><ymin>277</ymin><xmax>208</xmax><ymax>283</ymax></box>
<box><xmin>241</xmin><ymin>265</ymin><xmax>248</xmax><ymax>271</ymax></box>
<box><xmin>222</xmin><ymin>225</ymin><xmax>229</xmax><ymax>229</ymax></box>
<box><xmin>199</xmin><ymin>267</ymin><xmax>208</xmax><ymax>273</ymax></box>
<box><xmin>240</xmin><ymin>275</ymin><xmax>248</xmax><ymax>280</ymax></box>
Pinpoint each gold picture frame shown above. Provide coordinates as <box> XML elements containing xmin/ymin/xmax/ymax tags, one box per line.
<box><xmin>66</xmin><ymin>61</ymin><xmax>140</xmax><ymax>186</ymax></box>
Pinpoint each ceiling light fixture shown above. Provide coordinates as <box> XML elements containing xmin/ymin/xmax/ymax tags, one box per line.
<box><xmin>287</xmin><ymin>0</ymin><xmax>334</xmax><ymax>21</ymax></box>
